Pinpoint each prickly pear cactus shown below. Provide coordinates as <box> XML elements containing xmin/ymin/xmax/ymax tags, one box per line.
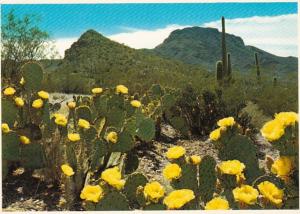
<box><xmin>2</xmin><ymin>132</ymin><xmax>20</xmax><ymax>162</ymax></box>
<box><xmin>95</xmin><ymin>190</ymin><xmax>130</xmax><ymax>210</ymax></box>
<box><xmin>2</xmin><ymin>99</ymin><xmax>18</xmax><ymax>126</ymax></box>
<box><xmin>21</xmin><ymin>62</ymin><xmax>44</xmax><ymax>91</ymax></box>
<box><xmin>198</xmin><ymin>156</ymin><xmax>217</xmax><ymax>203</ymax></box>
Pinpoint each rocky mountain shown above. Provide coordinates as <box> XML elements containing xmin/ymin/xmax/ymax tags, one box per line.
<box><xmin>151</xmin><ymin>27</ymin><xmax>297</xmax><ymax>73</ymax></box>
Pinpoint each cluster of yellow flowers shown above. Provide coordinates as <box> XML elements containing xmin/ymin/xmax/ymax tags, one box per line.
<box><xmin>257</xmin><ymin>181</ymin><xmax>284</xmax><ymax>205</ymax></box>
<box><xmin>209</xmin><ymin>117</ymin><xmax>235</xmax><ymax>141</ymax></box>
<box><xmin>261</xmin><ymin>112</ymin><xmax>298</xmax><ymax>142</ymax></box>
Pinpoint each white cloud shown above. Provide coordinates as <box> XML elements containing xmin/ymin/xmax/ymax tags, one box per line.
<box><xmin>203</xmin><ymin>14</ymin><xmax>297</xmax><ymax>57</ymax></box>
<box><xmin>53</xmin><ymin>14</ymin><xmax>297</xmax><ymax>58</ymax></box>
<box><xmin>108</xmin><ymin>24</ymin><xmax>190</xmax><ymax>49</ymax></box>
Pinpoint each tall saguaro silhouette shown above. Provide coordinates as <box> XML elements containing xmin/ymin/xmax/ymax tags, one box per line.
<box><xmin>221</xmin><ymin>16</ymin><xmax>228</xmax><ymax>77</ymax></box>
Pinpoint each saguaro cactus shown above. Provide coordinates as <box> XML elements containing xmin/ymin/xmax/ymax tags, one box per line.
<box><xmin>255</xmin><ymin>53</ymin><xmax>260</xmax><ymax>78</ymax></box>
<box><xmin>227</xmin><ymin>53</ymin><xmax>232</xmax><ymax>80</ymax></box>
<box><xmin>216</xmin><ymin>61</ymin><xmax>223</xmax><ymax>83</ymax></box>
<box><xmin>221</xmin><ymin>16</ymin><xmax>228</xmax><ymax>77</ymax></box>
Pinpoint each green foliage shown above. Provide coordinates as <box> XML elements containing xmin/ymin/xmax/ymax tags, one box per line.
<box><xmin>216</xmin><ymin>61</ymin><xmax>223</xmax><ymax>82</ymax></box>
<box><xmin>95</xmin><ymin>190</ymin><xmax>130</xmax><ymax>210</ymax></box>
<box><xmin>124</xmin><ymin>173</ymin><xmax>148</xmax><ymax>207</ymax></box>
<box><xmin>136</xmin><ymin>118</ymin><xmax>156</xmax><ymax>142</ymax></box>
<box><xmin>2</xmin><ymin>132</ymin><xmax>20</xmax><ymax>161</ymax></box>
<box><xmin>2</xmin><ymin>99</ymin><xmax>18</xmax><ymax>126</ymax></box>
<box><xmin>75</xmin><ymin>105</ymin><xmax>92</xmax><ymax>122</ymax></box>
<box><xmin>20</xmin><ymin>143</ymin><xmax>45</xmax><ymax>169</ymax></box>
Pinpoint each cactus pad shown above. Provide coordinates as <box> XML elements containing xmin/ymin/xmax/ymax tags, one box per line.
<box><xmin>21</xmin><ymin>62</ymin><xmax>44</xmax><ymax>91</ymax></box>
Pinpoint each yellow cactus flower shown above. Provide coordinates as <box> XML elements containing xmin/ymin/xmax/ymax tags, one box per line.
<box><xmin>165</xmin><ymin>146</ymin><xmax>186</xmax><ymax>160</ymax></box>
<box><xmin>219</xmin><ymin>160</ymin><xmax>245</xmax><ymax>175</ymax></box>
<box><xmin>78</xmin><ymin>119</ymin><xmax>90</xmax><ymax>129</ymax></box>
<box><xmin>3</xmin><ymin>87</ymin><xmax>16</xmax><ymax>96</ymax></box>
<box><xmin>32</xmin><ymin>99</ymin><xmax>43</xmax><ymax>109</ymax></box>
<box><xmin>131</xmin><ymin>100</ymin><xmax>141</xmax><ymax>108</ymax></box>
<box><xmin>101</xmin><ymin>167</ymin><xmax>125</xmax><ymax>190</ymax></box>
<box><xmin>20</xmin><ymin>77</ymin><xmax>25</xmax><ymax>85</ymax></box>
<box><xmin>38</xmin><ymin>90</ymin><xmax>49</xmax><ymax>99</ymax></box>
<box><xmin>205</xmin><ymin>197</ymin><xmax>230</xmax><ymax>210</ymax></box>
<box><xmin>232</xmin><ymin>185</ymin><xmax>259</xmax><ymax>205</ymax></box>
<box><xmin>274</xmin><ymin>112</ymin><xmax>298</xmax><ymax>127</ymax></box>
<box><xmin>61</xmin><ymin>164</ymin><xmax>74</xmax><ymax>176</ymax></box>
<box><xmin>14</xmin><ymin>97</ymin><xmax>24</xmax><ymax>107</ymax></box>
<box><xmin>163</xmin><ymin>189</ymin><xmax>195</xmax><ymax>209</ymax></box>
<box><xmin>257</xmin><ymin>181</ymin><xmax>284</xmax><ymax>205</ymax></box>
<box><xmin>2</xmin><ymin>123</ymin><xmax>11</xmax><ymax>133</ymax></box>
<box><xmin>92</xmin><ymin>87</ymin><xmax>103</xmax><ymax>95</ymax></box>
<box><xmin>209</xmin><ymin>127</ymin><xmax>225</xmax><ymax>141</ymax></box>
<box><xmin>106</xmin><ymin>131</ymin><xmax>118</xmax><ymax>144</ymax></box>
<box><xmin>163</xmin><ymin>163</ymin><xmax>182</xmax><ymax>180</ymax></box>
<box><xmin>261</xmin><ymin>119</ymin><xmax>285</xmax><ymax>142</ymax></box>
<box><xmin>190</xmin><ymin>155</ymin><xmax>201</xmax><ymax>165</ymax></box>
<box><xmin>67</xmin><ymin>101</ymin><xmax>76</xmax><ymax>109</ymax></box>
<box><xmin>116</xmin><ymin>85</ymin><xmax>128</xmax><ymax>94</ymax></box>
<box><xmin>271</xmin><ymin>156</ymin><xmax>294</xmax><ymax>177</ymax></box>
<box><xmin>217</xmin><ymin>117</ymin><xmax>235</xmax><ymax>127</ymax></box>
<box><xmin>54</xmin><ymin>114</ymin><xmax>68</xmax><ymax>127</ymax></box>
<box><xmin>143</xmin><ymin>181</ymin><xmax>165</xmax><ymax>203</ymax></box>
<box><xmin>68</xmin><ymin>133</ymin><xmax>80</xmax><ymax>142</ymax></box>
<box><xmin>80</xmin><ymin>185</ymin><xmax>104</xmax><ymax>203</ymax></box>
<box><xmin>20</xmin><ymin>136</ymin><xmax>30</xmax><ymax>145</ymax></box>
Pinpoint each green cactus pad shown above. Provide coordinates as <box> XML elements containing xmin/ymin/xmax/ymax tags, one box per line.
<box><xmin>95</xmin><ymin>190</ymin><xmax>130</xmax><ymax>210</ymax></box>
<box><xmin>252</xmin><ymin>174</ymin><xmax>285</xmax><ymax>190</ymax></box>
<box><xmin>109</xmin><ymin>131</ymin><xmax>134</xmax><ymax>153</ymax></box>
<box><xmin>150</xmin><ymin>84</ymin><xmax>164</xmax><ymax>98</ymax></box>
<box><xmin>21</xmin><ymin>62</ymin><xmax>44</xmax><ymax>91</ymax></box>
<box><xmin>218</xmin><ymin>134</ymin><xmax>262</xmax><ymax>183</ymax></box>
<box><xmin>124</xmin><ymin>153</ymin><xmax>139</xmax><ymax>174</ymax></box>
<box><xmin>66</xmin><ymin>143</ymin><xmax>77</xmax><ymax>170</ymax></box>
<box><xmin>171</xmin><ymin>163</ymin><xmax>199</xmax><ymax>194</ymax></box>
<box><xmin>198</xmin><ymin>156</ymin><xmax>217</xmax><ymax>203</ymax></box>
<box><xmin>106</xmin><ymin>108</ymin><xmax>125</xmax><ymax>130</ymax></box>
<box><xmin>161</xmin><ymin>94</ymin><xmax>176</xmax><ymax>110</ymax></box>
<box><xmin>124</xmin><ymin>173</ymin><xmax>148</xmax><ymax>207</ymax></box>
<box><xmin>91</xmin><ymin>140</ymin><xmax>108</xmax><ymax>170</ymax></box>
<box><xmin>169</xmin><ymin>116</ymin><xmax>189</xmax><ymax>136</ymax></box>
<box><xmin>2</xmin><ymin>132</ymin><xmax>20</xmax><ymax>161</ymax></box>
<box><xmin>2</xmin><ymin>99</ymin><xmax>18</xmax><ymax>126</ymax></box>
<box><xmin>106</xmin><ymin>152</ymin><xmax>122</xmax><ymax>168</ymax></box>
<box><xmin>136</xmin><ymin>118</ymin><xmax>155</xmax><ymax>142</ymax></box>
<box><xmin>75</xmin><ymin>105</ymin><xmax>92</xmax><ymax>122</ymax></box>
<box><xmin>20</xmin><ymin>143</ymin><xmax>45</xmax><ymax>169</ymax></box>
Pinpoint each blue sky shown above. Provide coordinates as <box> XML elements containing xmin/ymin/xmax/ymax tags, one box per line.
<box><xmin>1</xmin><ymin>3</ymin><xmax>297</xmax><ymax>38</ymax></box>
<box><xmin>1</xmin><ymin>3</ymin><xmax>298</xmax><ymax>57</ymax></box>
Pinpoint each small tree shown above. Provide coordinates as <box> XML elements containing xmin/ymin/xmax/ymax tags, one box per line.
<box><xmin>1</xmin><ymin>9</ymin><xmax>57</xmax><ymax>81</ymax></box>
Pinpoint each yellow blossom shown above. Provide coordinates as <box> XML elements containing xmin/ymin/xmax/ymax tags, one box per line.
<box><xmin>80</xmin><ymin>185</ymin><xmax>104</xmax><ymax>203</ymax></box>
<box><xmin>54</xmin><ymin>114</ymin><xmax>68</xmax><ymax>127</ymax></box>
<box><xmin>2</xmin><ymin>123</ymin><xmax>11</xmax><ymax>133</ymax></box>
<box><xmin>163</xmin><ymin>189</ymin><xmax>195</xmax><ymax>209</ymax></box>
<box><xmin>209</xmin><ymin>127</ymin><xmax>225</xmax><ymax>141</ymax></box>
<box><xmin>106</xmin><ymin>131</ymin><xmax>118</xmax><ymax>144</ymax></box>
<box><xmin>32</xmin><ymin>99</ymin><xmax>43</xmax><ymax>109</ymax></box>
<box><xmin>219</xmin><ymin>160</ymin><xmax>245</xmax><ymax>176</ymax></box>
<box><xmin>20</xmin><ymin>77</ymin><xmax>25</xmax><ymax>85</ymax></box>
<box><xmin>61</xmin><ymin>164</ymin><xmax>74</xmax><ymax>176</ymax></box>
<box><xmin>257</xmin><ymin>181</ymin><xmax>284</xmax><ymax>205</ymax></box>
<box><xmin>131</xmin><ymin>100</ymin><xmax>141</xmax><ymax>108</ymax></box>
<box><xmin>14</xmin><ymin>97</ymin><xmax>24</xmax><ymax>107</ymax></box>
<box><xmin>143</xmin><ymin>181</ymin><xmax>165</xmax><ymax>203</ymax></box>
<box><xmin>271</xmin><ymin>156</ymin><xmax>294</xmax><ymax>177</ymax></box>
<box><xmin>20</xmin><ymin>136</ymin><xmax>30</xmax><ymax>145</ymax></box>
<box><xmin>3</xmin><ymin>87</ymin><xmax>16</xmax><ymax>96</ymax></box>
<box><xmin>165</xmin><ymin>146</ymin><xmax>185</xmax><ymax>160</ymax></box>
<box><xmin>232</xmin><ymin>185</ymin><xmax>259</xmax><ymax>205</ymax></box>
<box><xmin>261</xmin><ymin>119</ymin><xmax>285</xmax><ymax>142</ymax></box>
<box><xmin>274</xmin><ymin>112</ymin><xmax>298</xmax><ymax>127</ymax></box>
<box><xmin>205</xmin><ymin>197</ymin><xmax>230</xmax><ymax>210</ymax></box>
<box><xmin>116</xmin><ymin>85</ymin><xmax>128</xmax><ymax>94</ymax></box>
<box><xmin>92</xmin><ymin>87</ymin><xmax>103</xmax><ymax>95</ymax></box>
<box><xmin>38</xmin><ymin>90</ymin><xmax>49</xmax><ymax>99</ymax></box>
<box><xmin>163</xmin><ymin>163</ymin><xmax>182</xmax><ymax>180</ymax></box>
<box><xmin>78</xmin><ymin>119</ymin><xmax>90</xmax><ymax>129</ymax></box>
<box><xmin>68</xmin><ymin>133</ymin><xmax>80</xmax><ymax>142</ymax></box>
<box><xmin>67</xmin><ymin>101</ymin><xmax>76</xmax><ymax>109</ymax></box>
<box><xmin>101</xmin><ymin>167</ymin><xmax>125</xmax><ymax>190</ymax></box>
<box><xmin>190</xmin><ymin>155</ymin><xmax>201</xmax><ymax>165</ymax></box>
<box><xmin>217</xmin><ymin>117</ymin><xmax>235</xmax><ymax>127</ymax></box>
